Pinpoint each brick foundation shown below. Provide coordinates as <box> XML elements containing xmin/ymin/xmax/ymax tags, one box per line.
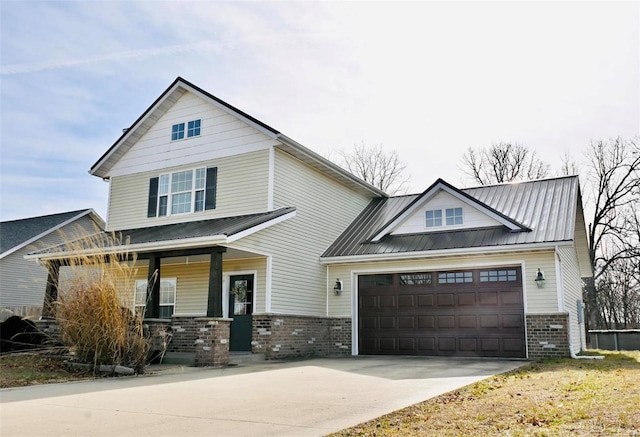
<box><xmin>252</xmin><ymin>314</ymin><xmax>351</xmax><ymax>359</ymax></box>
<box><xmin>194</xmin><ymin>318</ymin><xmax>231</xmax><ymax>367</ymax></box>
<box><xmin>526</xmin><ymin>313</ymin><xmax>571</xmax><ymax>359</ymax></box>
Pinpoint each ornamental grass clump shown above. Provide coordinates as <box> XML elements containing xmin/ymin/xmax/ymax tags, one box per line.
<box><xmin>49</xmin><ymin>230</ymin><xmax>151</xmax><ymax>374</ymax></box>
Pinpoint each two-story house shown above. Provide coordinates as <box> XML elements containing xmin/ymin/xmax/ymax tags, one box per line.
<box><xmin>31</xmin><ymin>77</ymin><xmax>591</xmax><ymax>366</ymax></box>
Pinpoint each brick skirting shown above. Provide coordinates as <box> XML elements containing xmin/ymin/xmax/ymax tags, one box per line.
<box><xmin>526</xmin><ymin>313</ymin><xmax>571</xmax><ymax>359</ymax></box>
<box><xmin>252</xmin><ymin>315</ymin><xmax>352</xmax><ymax>359</ymax></box>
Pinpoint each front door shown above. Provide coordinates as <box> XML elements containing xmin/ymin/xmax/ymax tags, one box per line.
<box><xmin>228</xmin><ymin>274</ymin><xmax>254</xmax><ymax>351</ymax></box>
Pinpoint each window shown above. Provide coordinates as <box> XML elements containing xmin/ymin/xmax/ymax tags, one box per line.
<box><xmin>480</xmin><ymin>269</ymin><xmax>517</xmax><ymax>282</ymax></box>
<box><xmin>171</xmin><ymin>123</ymin><xmax>185</xmax><ymax>141</ymax></box>
<box><xmin>359</xmin><ymin>274</ymin><xmax>393</xmax><ymax>288</ymax></box>
<box><xmin>187</xmin><ymin>119</ymin><xmax>201</xmax><ymax>137</ymax></box>
<box><xmin>446</xmin><ymin>207</ymin><xmax>463</xmax><ymax>225</ymax></box>
<box><xmin>426</xmin><ymin>209</ymin><xmax>442</xmax><ymax>227</ymax></box>
<box><xmin>400</xmin><ymin>273</ymin><xmax>432</xmax><ymax>285</ymax></box>
<box><xmin>133</xmin><ymin>278</ymin><xmax>176</xmax><ymax>319</ymax></box>
<box><xmin>171</xmin><ymin>119</ymin><xmax>201</xmax><ymax>140</ymax></box>
<box><xmin>438</xmin><ymin>271</ymin><xmax>473</xmax><ymax>284</ymax></box>
<box><xmin>148</xmin><ymin>167</ymin><xmax>216</xmax><ymax>217</ymax></box>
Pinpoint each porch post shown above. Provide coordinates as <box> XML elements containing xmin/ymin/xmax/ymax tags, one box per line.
<box><xmin>145</xmin><ymin>255</ymin><xmax>161</xmax><ymax>319</ymax></box>
<box><xmin>41</xmin><ymin>260</ymin><xmax>61</xmax><ymax>319</ymax></box>
<box><xmin>206</xmin><ymin>247</ymin><xmax>226</xmax><ymax>317</ymax></box>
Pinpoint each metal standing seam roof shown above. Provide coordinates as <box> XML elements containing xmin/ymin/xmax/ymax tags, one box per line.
<box><xmin>28</xmin><ymin>207</ymin><xmax>295</xmax><ymax>256</ymax></box>
<box><xmin>322</xmin><ymin>176</ymin><xmax>580</xmax><ymax>258</ymax></box>
<box><xmin>0</xmin><ymin>209</ymin><xmax>94</xmax><ymax>255</ymax></box>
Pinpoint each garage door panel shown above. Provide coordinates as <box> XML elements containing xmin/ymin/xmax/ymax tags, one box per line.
<box><xmin>458</xmin><ymin>293</ymin><xmax>476</xmax><ymax>306</ymax></box>
<box><xmin>358</xmin><ymin>268</ymin><xmax>525</xmax><ymax>358</ymax></box>
<box><xmin>418</xmin><ymin>294</ymin><xmax>435</xmax><ymax>306</ymax></box>
<box><xmin>418</xmin><ymin>315</ymin><xmax>435</xmax><ymax>328</ymax></box>
<box><xmin>458</xmin><ymin>315</ymin><xmax>477</xmax><ymax>329</ymax></box>
<box><xmin>398</xmin><ymin>295</ymin><xmax>415</xmax><ymax>307</ymax></box>
<box><xmin>437</xmin><ymin>293</ymin><xmax>455</xmax><ymax>306</ymax></box>
<box><xmin>398</xmin><ymin>316</ymin><xmax>415</xmax><ymax>329</ymax></box>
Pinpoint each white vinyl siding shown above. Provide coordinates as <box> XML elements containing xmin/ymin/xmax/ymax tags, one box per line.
<box><xmin>107</xmin><ymin>149</ymin><xmax>269</xmax><ymax>231</ymax></box>
<box><xmin>392</xmin><ymin>190</ymin><xmax>501</xmax><ymax>235</ymax></box>
<box><xmin>326</xmin><ymin>250</ymin><xmax>558</xmax><ymax>317</ymax></box>
<box><xmin>108</xmin><ymin>92</ymin><xmax>279</xmax><ymax>178</ymax></box>
<box><xmin>0</xmin><ymin>215</ymin><xmax>101</xmax><ymax>310</ymax></box>
<box><xmin>228</xmin><ymin>149</ymin><xmax>372</xmax><ymax>316</ymax></box>
<box><xmin>558</xmin><ymin>245</ymin><xmax>586</xmax><ymax>354</ymax></box>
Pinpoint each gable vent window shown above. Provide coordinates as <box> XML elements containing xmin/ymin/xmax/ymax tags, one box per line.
<box><xmin>171</xmin><ymin>119</ymin><xmax>201</xmax><ymax>141</ymax></box>
<box><xmin>147</xmin><ymin>167</ymin><xmax>217</xmax><ymax>218</ymax></box>
<box><xmin>446</xmin><ymin>207</ymin><xmax>463</xmax><ymax>225</ymax></box>
<box><xmin>171</xmin><ymin>123</ymin><xmax>185</xmax><ymax>141</ymax></box>
<box><xmin>425</xmin><ymin>209</ymin><xmax>442</xmax><ymax>227</ymax></box>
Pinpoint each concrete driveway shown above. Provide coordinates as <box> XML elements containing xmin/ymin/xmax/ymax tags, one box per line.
<box><xmin>0</xmin><ymin>356</ymin><xmax>527</xmax><ymax>436</ymax></box>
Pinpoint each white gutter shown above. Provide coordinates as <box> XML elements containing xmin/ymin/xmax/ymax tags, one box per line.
<box><xmin>320</xmin><ymin>241</ymin><xmax>574</xmax><ymax>265</ymax></box>
<box><xmin>25</xmin><ymin>235</ymin><xmax>229</xmax><ymax>261</ymax></box>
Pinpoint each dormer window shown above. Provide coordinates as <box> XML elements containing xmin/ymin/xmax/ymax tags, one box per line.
<box><xmin>171</xmin><ymin>119</ymin><xmax>201</xmax><ymax>141</ymax></box>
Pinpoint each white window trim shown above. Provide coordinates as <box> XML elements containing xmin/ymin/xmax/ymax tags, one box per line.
<box><xmin>133</xmin><ymin>277</ymin><xmax>177</xmax><ymax>318</ymax></box>
<box><xmin>425</xmin><ymin>207</ymin><xmax>465</xmax><ymax>230</ymax></box>
<box><xmin>158</xmin><ymin>167</ymin><xmax>206</xmax><ymax>216</ymax></box>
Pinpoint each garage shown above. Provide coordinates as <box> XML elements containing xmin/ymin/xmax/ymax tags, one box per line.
<box><xmin>358</xmin><ymin>268</ymin><xmax>526</xmax><ymax>358</ymax></box>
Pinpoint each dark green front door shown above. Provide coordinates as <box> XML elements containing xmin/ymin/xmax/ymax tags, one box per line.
<box><xmin>229</xmin><ymin>275</ymin><xmax>254</xmax><ymax>351</ymax></box>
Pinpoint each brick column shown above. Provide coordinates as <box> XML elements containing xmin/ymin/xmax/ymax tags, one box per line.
<box><xmin>526</xmin><ymin>313</ymin><xmax>571</xmax><ymax>359</ymax></box>
<box><xmin>194</xmin><ymin>318</ymin><xmax>231</xmax><ymax>367</ymax></box>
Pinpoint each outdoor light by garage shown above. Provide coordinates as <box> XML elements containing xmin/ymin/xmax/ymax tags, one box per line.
<box><xmin>535</xmin><ymin>269</ymin><xmax>545</xmax><ymax>288</ymax></box>
<box><xmin>333</xmin><ymin>279</ymin><xmax>343</xmax><ymax>295</ymax></box>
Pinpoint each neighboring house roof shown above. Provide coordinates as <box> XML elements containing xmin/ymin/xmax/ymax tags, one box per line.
<box><xmin>322</xmin><ymin>176</ymin><xmax>584</xmax><ymax>260</ymax></box>
<box><xmin>90</xmin><ymin>77</ymin><xmax>386</xmax><ymax>198</ymax></box>
<box><xmin>27</xmin><ymin>207</ymin><xmax>296</xmax><ymax>259</ymax></box>
<box><xmin>0</xmin><ymin>209</ymin><xmax>104</xmax><ymax>260</ymax></box>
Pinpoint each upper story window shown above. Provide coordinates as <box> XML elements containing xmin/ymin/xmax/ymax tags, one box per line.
<box><xmin>147</xmin><ymin>167</ymin><xmax>217</xmax><ymax>218</ymax></box>
<box><xmin>446</xmin><ymin>207</ymin><xmax>463</xmax><ymax>225</ymax></box>
<box><xmin>426</xmin><ymin>207</ymin><xmax>463</xmax><ymax>228</ymax></box>
<box><xmin>171</xmin><ymin>119</ymin><xmax>201</xmax><ymax>141</ymax></box>
<box><xmin>426</xmin><ymin>209</ymin><xmax>442</xmax><ymax>227</ymax></box>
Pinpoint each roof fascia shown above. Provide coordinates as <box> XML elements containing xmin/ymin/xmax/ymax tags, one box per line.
<box><xmin>319</xmin><ymin>241</ymin><xmax>567</xmax><ymax>265</ymax></box>
<box><xmin>226</xmin><ymin>210</ymin><xmax>296</xmax><ymax>243</ymax></box>
<box><xmin>370</xmin><ymin>179</ymin><xmax>529</xmax><ymax>242</ymax></box>
<box><xmin>2</xmin><ymin>209</ymin><xmax>97</xmax><ymax>261</ymax></box>
<box><xmin>276</xmin><ymin>134</ymin><xmax>387</xmax><ymax>198</ymax></box>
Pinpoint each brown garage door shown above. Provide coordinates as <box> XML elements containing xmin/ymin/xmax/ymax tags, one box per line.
<box><xmin>358</xmin><ymin>268</ymin><xmax>526</xmax><ymax>358</ymax></box>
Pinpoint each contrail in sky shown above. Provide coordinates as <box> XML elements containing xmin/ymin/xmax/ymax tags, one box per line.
<box><xmin>1</xmin><ymin>40</ymin><xmax>230</xmax><ymax>75</ymax></box>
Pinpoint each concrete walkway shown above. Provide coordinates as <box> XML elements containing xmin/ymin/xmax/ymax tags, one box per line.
<box><xmin>0</xmin><ymin>356</ymin><xmax>527</xmax><ymax>436</ymax></box>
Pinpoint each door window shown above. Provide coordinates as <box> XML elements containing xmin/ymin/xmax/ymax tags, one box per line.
<box><xmin>231</xmin><ymin>278</ymin><xmax>253</xmax><ymax>315</ymax></box>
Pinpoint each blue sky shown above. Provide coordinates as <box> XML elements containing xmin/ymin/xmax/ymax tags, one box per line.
<box><xmin>1</xmin><ymin>1</ymin><xmax>638</xmax><ymax>222</ymax></box>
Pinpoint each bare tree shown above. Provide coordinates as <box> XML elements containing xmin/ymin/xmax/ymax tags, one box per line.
<box><xmin>559</xmin><ymin>150</ymin><xmax>580</xmax><ymax>176</ymax></box>
<box><xmin>461</xmin><ymin>142</ymin><xmax>550</xmax><ymax>185</ymax></box>
<box><xmin>584</xmin><ymin>137</ymin><xmax>640</xmax><ymax>329</ymax></box>
<box><xmin>337</xmin><ymin>142</ymin><xmax>410</xmax><ymax>194</ymax></box>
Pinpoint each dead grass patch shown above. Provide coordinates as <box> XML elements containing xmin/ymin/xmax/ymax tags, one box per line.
<box><xmin>330</xmin><ymin>350</ymin><xmax>640</xmax><ymax>436</ymax></box>
<box><xmin>0</xmin><ymin>352</ymin><xmax>93</xmax><ymax>388</ymax></box>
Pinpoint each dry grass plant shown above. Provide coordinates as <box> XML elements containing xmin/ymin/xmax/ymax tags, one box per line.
<box><xmin>47</xmin><ymin>229</ymin><xmax>154</xmax><ymax>374</ymax></box>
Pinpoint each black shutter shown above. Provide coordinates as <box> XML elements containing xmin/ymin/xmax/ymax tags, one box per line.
<box><xmin>205</xmin><ymin>167</ymin><xmax>217</xmax><ymax>210</ymax></box>
<box><xmin>147</xmin><ymin>177</ymin><xmax>159</xmax><ymax>217</ymax></box>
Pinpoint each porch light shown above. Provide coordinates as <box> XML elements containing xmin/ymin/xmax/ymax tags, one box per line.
<box><xmin>333</xmin><ymin>279</ymin><xmax>344</xmax><ymax>296</ymax></box>
<box><xmin>535</xmin><ymin>269</ymin><xmax>545</xmax><ymax>288</ymax></box>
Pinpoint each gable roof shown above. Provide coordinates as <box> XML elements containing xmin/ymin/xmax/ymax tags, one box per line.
<box><xmin>370</xmin><ymin>178</ymin><xmax>530</xmax><ymax>241</ymax></box>
<box><xmin>27</xmin><ymin>207</ymin><xmax>295</xmax><ymax>260</ymax></box>
<box><xmin>0</xmin><ymin>209</ymin><xmax>104</xmax><ymax>260</ymax></box>
<box><xmin>322</xmin><ymin>176</ymin><xmax>583</xmax><ymax>260</ymax></box>
<box><xmin>90</xmin><ymin>77</ymin><xmax>386</xmax><ymax>198</ymax></box>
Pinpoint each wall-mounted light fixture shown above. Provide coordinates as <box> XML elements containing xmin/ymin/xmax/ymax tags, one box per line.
<box><xmin>535</xmin><ymin>269</ymin><xmax>545</xmax><ymax>288</ymax></box>
<box><xmin>333</xmin><ymin>279</ymin><xmax>344</xmax><ymax>296</ymax></box>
